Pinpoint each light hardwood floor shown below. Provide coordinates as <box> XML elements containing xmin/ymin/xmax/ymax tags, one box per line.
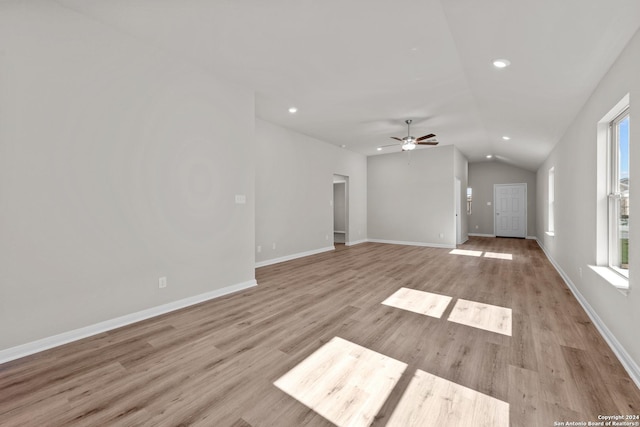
<box><xmin>1</xmin><ymin>237</ymin><xmax>639</xmax><ymax>426</ymax></box>
<box><xmin>381</xmin><ymin>287</ymin><xmax>452</xmax><ymax>318</ymax></box>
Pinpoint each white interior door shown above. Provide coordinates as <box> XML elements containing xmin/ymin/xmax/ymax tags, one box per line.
<box><xmin>494</xmin><ymin>183</ymin><xmax>527</xmax><ymax>238</ymax></box>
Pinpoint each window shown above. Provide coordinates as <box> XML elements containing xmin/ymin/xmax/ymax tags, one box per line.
<box><xmin>608</xmin><ymin>108</ymin><xmax>630</xmax><ymax>276</ymax></box>
<box><xmin>593</xmin><ymin>95</ymin><xmax>629</xmax><ymax>291</ymax></box>
<box><xmin>547</xmin><ymin>167</ymin><xmax>555</xmax><ymax>235</ymax></box>
<box><xmin>467</xmin><ymin>188</ymin><xmax>472</xmax><ymax>214</ymax></box>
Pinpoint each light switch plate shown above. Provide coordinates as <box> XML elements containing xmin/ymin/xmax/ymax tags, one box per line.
<box><xmin>235</xmin><ymin>194</ymin><xmax>246</xmax><ymax>204</ymax></box>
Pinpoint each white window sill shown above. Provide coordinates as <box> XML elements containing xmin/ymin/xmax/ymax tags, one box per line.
<box><xmin>588</xmin><ymin>265</ymin><xmax>629</xmax><ymax>295</ymax></box>
<box><xmin>545</xmin><ymin>231</ymin><xmax>555</xmax><ymax>237</ymax></box>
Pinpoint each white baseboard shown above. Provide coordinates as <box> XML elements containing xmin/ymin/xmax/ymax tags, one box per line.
<box><xmin>345</xmin><ymin>239</ymin><xmax>368</xmax><ymax>247</ymax></box>
<box><xmin>255</xmin><ymin>246</ymin><xmax>335</xmax><ymax>268</ymax></box>
<box><xmin>536</xmin><ymin>239</ymin><xmax>640</xmax><ymax>389</ymax></box>
<box><xmin>0</xmin><ymin>279</ymin><xmax>257</xmax><ymax>365</ymax></box>
<box><xmin>367</xmin><ymin>238</ymin><xmax>455</xmax><ymax>249</ymax></box>
<box><xmin>468</xmin><ymin>233</ymin><xmax>536</xmax><ymax>240</ymax></box>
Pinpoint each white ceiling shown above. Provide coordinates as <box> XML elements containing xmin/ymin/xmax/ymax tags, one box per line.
<box><xmin>56</xmin><ymin>0</ymin><xmax>640</xmax><ymax>171</ymax></box>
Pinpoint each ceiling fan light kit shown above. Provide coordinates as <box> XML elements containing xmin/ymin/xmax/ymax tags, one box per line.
<box><xmin>492</xmin><ymin>58</ymin><xmax>511</xmax><ymax>68</ymax></box>
<box><xmin>387</xmin><ymin>119</ymin><xmax>439</xmax><ymax>151</ymax></box>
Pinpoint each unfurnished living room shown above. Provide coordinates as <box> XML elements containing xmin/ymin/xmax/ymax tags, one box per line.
<box><xmin>1</xmin><ymin>1</ymin><xmax>639</xmax><ymax>426</ymax></box>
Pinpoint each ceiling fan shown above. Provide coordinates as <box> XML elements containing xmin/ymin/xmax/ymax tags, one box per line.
<box><xmin>381</xmin><ymin>119</ymin><xmax>438</xmax><ymax>151</ymax></box>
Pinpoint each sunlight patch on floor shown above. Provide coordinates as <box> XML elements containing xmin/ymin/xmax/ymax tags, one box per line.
<box><xmin>483</xmin><ymin>252</ymin><xmax>513</xmax><ymax>260</ymax></box>
<box><xmin>447</xmin><ymin>299</ymin><xmax>512</xmax><ymax>336</ymax></box>
<box><xmin>386</xmin><ymin>369</ymin><xmax>509</xmax><ymax>427</ymax></box>
<box><xmin>449</xmin><ymin>249</ymin><xmax>513</xmax><ymax>260</ymax></box>
<box><xmin>274</xmin><ymin>337</ymin><xmax>407</xmax><ymax>427</ymax></box>
<box><xmin>382</xmin><ymin>287</ymin><xmax>452</xmax><ymax>318</ymax></box>
<box><xmin>449</xmin><ymin>249</ymin><xmax>483</xmax><ymax>257</ymax></box>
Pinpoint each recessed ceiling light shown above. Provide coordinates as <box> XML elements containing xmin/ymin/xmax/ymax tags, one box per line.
<box><xmin>288</xmin><ymin>107</ymin><xmax>298</xmax><ymax>113</ymax></box>
<box><xmin>377</xmin><ymin>147</ymin><xmax>382</xmax><ymax>151</ymax></box>
<box><xmin>502</xmin><ymin>136</ymin><xmax>510</xmax><ymax>140</ymax></box>
<box><xmin>486</xmin><ymin>154</ymin><xmax>493</xmax><ymax>159</ymax></box>
<box><xmin>492</xmin><ymin>59</ymin><xmax>511</xmax><ymax>69</ymax></box>
<box><xmin>340</xmin><ymin>144</ymin><xmax>347</xmax><ymax>148</ymax></box>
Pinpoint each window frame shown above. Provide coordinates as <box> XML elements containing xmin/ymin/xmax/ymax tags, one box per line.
<box><xmin>593</xmin><ymin>94</ymin><xmax>629</xmax><ymax>293</ymax></box>
<box><xmin>608</xmin><ymin>107</ymin><xmax>630</xmax><ymax>278</ymax></box>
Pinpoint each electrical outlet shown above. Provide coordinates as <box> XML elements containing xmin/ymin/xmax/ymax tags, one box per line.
<box><xmin>578</xmin><ymin>267</ymin><xmax>582</xmax><ymax>278</ymax></box>
<box><xmin>325</xmin><ymin>234</ymin><xmax>329</xmax><ymax>240</ymax></box>
<box><xmin>272</xmin><ymin>242</ymin><xmax>276</xmax><ymax>250</ymax></box>
<box><xmin>475</xmin><ymin>225</ymin><xmax>479</xmax><ymax>229</ymax></box>
<box><xmin>257</xmin><ymin>245</ymin><xmax>261</xmax><ymax>253</ymax></box>
<box><xmin>439</xmin><ymin>233</ymin><xmax>444</xmax><ymax>238</ymax></box>
<box><xmin>159</xmin><ymin>276</ymin><xmax>167</xmax><ymax>289</ymax></box>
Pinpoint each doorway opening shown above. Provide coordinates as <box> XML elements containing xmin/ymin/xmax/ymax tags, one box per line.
<box><xmin>333</xmin><ymin>175</ymin><xmax>349</xmax><ymax>246</ymax></box>
<box><xmin>455</xmin><ymin>178</ymin><xmax>462</xmax><ymax>245</ymax></box>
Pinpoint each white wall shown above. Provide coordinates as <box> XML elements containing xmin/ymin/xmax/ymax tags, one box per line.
<box><xmin>367</xmin><ymin>145</ymin><xmax>457</xmax><ymax>247</ymax></box>
<box><xmin>255</xmin><ymin>119</ymin><xmax>367</xmax><ymax>264</ymax></box>
<box><xmin>468</xmin><ymin>162</ymin><xmax>537</xmax><ymax>237</ymax></box>
<box><xmin>0</xmin><ymin>1</ymin><xmax>256</xmax><ymax>351</ymax></box>
<box><xmin>536</xmin><ymin>29</ymin><xmax>640</xmax><ymax>378</ymax></box>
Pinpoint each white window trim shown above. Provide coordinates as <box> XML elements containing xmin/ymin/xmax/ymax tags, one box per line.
<box><xmin>589</xmin><ymin>266</ymin><xmax>629</xmax><ymax>295</ymax></box>
<box><xmin>607</xmin><ymin>107</ymin><xmax>629</xmax><ymax>279</ymax></box>
<box><xmin>593</xmin><ymin>94</ymin><xmax>630</xmax><ymax>291</ymax></box>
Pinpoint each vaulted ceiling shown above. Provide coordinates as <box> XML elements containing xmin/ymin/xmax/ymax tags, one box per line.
<box><xmin>56</xmin><ymin>0</ymin><xmax>640</xmax><ymax>171</ymax></box>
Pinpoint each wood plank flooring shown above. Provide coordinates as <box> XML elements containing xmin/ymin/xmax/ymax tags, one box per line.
<box><xmin>274</xmin><ymin>336</ymin><xmax>407</xmax><ymax>427</ymax></box>
<box><xmin>1</xmin><ymin>237</ymin><xmax>639</xmax><ymax>426</ymax></box>
<box><xmin>381</xmin><ymin>287</ymin><xmax>452</xmax><ymax>318</ymax></box>
<box><xmin>447</xmin><ymin>299</ymin><xmax>512</xmax><ymax>336</ymax></box>
<box><xmin>386</xmin><ymin>369</ymin><xmax>509</xmax><ymax>427</ymax></box>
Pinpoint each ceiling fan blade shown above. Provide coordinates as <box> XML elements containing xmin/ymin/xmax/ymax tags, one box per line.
<box><xmin>390</xmin><ymin>137</ymin><xmax>403</xmax><ymax>141</ymax></box>
<box><xmin>380</xmin><ymin>143</ymin><xmax>401</xmax><ymax>148</ymax></box>
<box><xmin>416</xmin><ymin>141</ymin><xmax>439</xmax><ymax>146</ymax></box>
<box><xmin>416</xmin><ymin>133</ymin><xmax>436</xmax><ymax>141</ymax></box>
